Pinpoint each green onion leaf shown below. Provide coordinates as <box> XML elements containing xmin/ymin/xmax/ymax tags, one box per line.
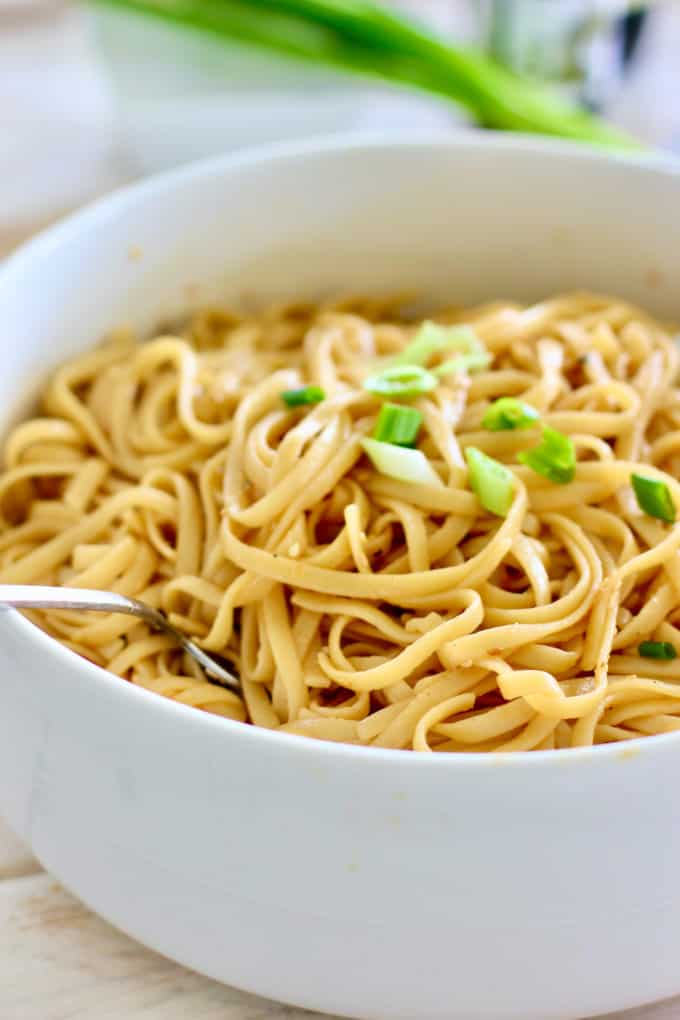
<box><xmin>433</xmin><ymin>350</ymin><xmax>491</xmax><ymax>377</ymax></box>
<box><xmin>373</xmin><ymin>402</ymin><xmax>422</xmax><ymax>447</ymax></box>
<box><xmin>518</xmin><ymin>426</ymin><xmax>575</xmax><ymax>484</ymax></box>
<box><xmin>391</xmin><ymin>322</ymin><xmax>482</xmax><ymax>368</ymax></box>
<box><xmin>465</xmin><ymin>446</ymin><xmax>515</xmax><ymax>518</ymax></box>
<box><xmin>631</xmin><ymin>473</ymin><xmax>676</xmax><ymax>524</ymax></box>
<box><xmin>93</xmin><ymin>0</ymin><xmax>643</xmax><ymax>151</ymax></box>
<box><xmin>638</xmin><ymin>640</ymin><xmax>677</xmax><ymax>660</ymax></box>
<box><xmin>282</xmin><ymin>385</ymin><xmax>325</xmax><ymax>407</ymax></box>
<box><xmin>364</xmin><ymin>364</ymin><xmax>437</xmax><ymax>400</ymax></box>
<box><xmin>361</xmin><ymin>437</ymin><xmax>442</xmax><ymax>487</ymax></box>
<box><xmin>482</xmin><ymin>396</ymin><xmax>540</xmax><ymax>431</ymax></box>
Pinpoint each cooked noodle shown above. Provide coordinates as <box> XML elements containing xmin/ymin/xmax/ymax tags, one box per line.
<box><xmin>2</xmin><ymin>291</ymin><xmax>680</xmax><ymax>751</ymax></box>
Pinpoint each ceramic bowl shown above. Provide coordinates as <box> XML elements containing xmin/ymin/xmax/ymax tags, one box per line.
<box><xmin>1</xmin><ymin>135</ymin><xmax>679</xmax><ymax>1020</ymax></box>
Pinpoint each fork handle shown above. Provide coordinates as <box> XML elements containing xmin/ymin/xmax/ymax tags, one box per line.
<box><xmin>0</xmin><ymin>584</ymin><xmax>146</xmax><ymax>615</ymax></box>
<box><xmin>0</xmin><ymin>584</ymin><xmax>241</xmax><ymax>693</ymax></box>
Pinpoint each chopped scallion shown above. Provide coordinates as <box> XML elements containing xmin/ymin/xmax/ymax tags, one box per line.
<box><xmin>433</xmin><ymin>350</ymin><xmax>491</xmax><ymax>376</ymax></box>
<box><xmin>282</xmin><ymin>385</ymin><xmax>325</xmax><ymax>407</ymax></box>
<box><xmin>518</xmin><ymin>426</ymin><xmax>575</xmax><ymax>484</ymax></box>
<box><xmin>638</xmin><ymin>640</ymin><xmax>677</xmax><ymax>660</ymax></box>
<box><xmin>391</xmin><ymin>322</ymin><xmax>481</xmax><ymax>368</ymax></box>
<box><xmin>363</xmin><ymin>364</ymin><xmax>437</xmax><ymax>400</ymax></box>
<box><xmin>361</xmin><ymin>438</ymin><xmax>442</xmax><ymax>487</ymax></box>
<box><xmin>482</xmin><ymin>396</ymin><xmax>540</xmax><ymax>431</ymax></box>
<box><xmin>631</xmin><ymin>473</ymin><xmax>676</xmax><ymax>524</ymax></box>
<box><xmin>373</xmin><ymin>402</ymin><xmax>422</xmax><ymax>447</ymax></box>
<box><xmin>465</xmin><ymin>446</ymin><xmax>515</xmax><ymax>518</ymax></box>
<box><xmin>391</xmin><ymin>322</ymin><xmax>491</xmax><ymax>375</ymax></box>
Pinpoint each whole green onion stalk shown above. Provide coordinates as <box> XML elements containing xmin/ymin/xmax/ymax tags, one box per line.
<box><xmin>92</xmin><ymin>0</ymin><xmax>643</xmax><ymax>149</ymax></box>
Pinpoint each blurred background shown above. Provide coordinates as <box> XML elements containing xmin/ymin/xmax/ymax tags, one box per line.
<box><xmin>3</xmin><ymin>0</ymin><xmax>680</xmax><ymax>256</ymax></box>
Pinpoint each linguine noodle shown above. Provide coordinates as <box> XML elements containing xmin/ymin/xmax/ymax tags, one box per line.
<box><xmin>2</xmin><ymin>291</ymin><xmax>680</xmax><ymax>752</ymax></box>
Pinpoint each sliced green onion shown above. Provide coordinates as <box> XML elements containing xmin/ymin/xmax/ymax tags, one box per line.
<box><xmin>465</xmin><ymin>446</ymin><xmax>515</xmax><ymax>518</ymax></box>
<box><xmin>518</xmin><ymin>426</ymin><xmax>575</xmax><ymax>484</ymax></box>
<box><xmin>638</xmin><ymin>640</ymin><xmax>677</xmax><ymax>660</ymax></box>
<box><xmin>361</xmin><ymin>437</ymin><xmax>442</xmax><ymax>487</ymax></box>
<box><xmin>631</xmin><ymin>473</ymin><xmax>676</xmax><ymax>524</ymax></box>
<box><xmin>482</xmin><ymin>396</ymin><xmax>540</xmax><ymax>431</ymax></box>
<box><xmin>364</xmin><ymin>364</ymin><xmax>437</xmax><ymax>400</ymax></box>
<box><xmin>391</xmin><ymin>322</ymin><xmax>481</xmax><ymax>368</ymax></box>
<box><xmin>373</xmin><ymin>402</ymin><xmax>422</xmax><ymax>447</ymax></box>
<box><xmin>282</xmin><ymin>385</ymin><xmax>325</xmax><ymax>407</ymax></box>
<box><xmin>433</xmin><ymin>350</ymin><xmax>491</xmax><ymax>376</ymax></box>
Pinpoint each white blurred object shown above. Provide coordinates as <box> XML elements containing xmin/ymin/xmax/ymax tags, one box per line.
<box><xmin>1</xmin><ymin>6</ymin><xmax>125</xmax><ymax>234</ymax></box>
<box><xmin>480</xmin><ymin>1</ymin><xmax>636</xmax><ymax>89</ymax></box>
<box><xmin>607</xmin><ymin>3</ymin><xmax>680</xmax><ymax>151</ymax></box>
<box><xmin>87</xmin><ymin>4</ymin><xmax>464</xmax><ymax>176</ymax></box>
<box><xmin>3</xmin><ymin>0</ymin><xmax>680</xmax><ymax>252</ymax></box>
<box><xmin>0</xmin><ymin>0</ymin><xmax>463</xmax><ymax>244</ymax></box>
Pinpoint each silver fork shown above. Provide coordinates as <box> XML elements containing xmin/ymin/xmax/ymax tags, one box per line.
<box><xmin>0</xmin><ymin>584</ymin><xmax>240</xmax><ymax>693</ymax></box>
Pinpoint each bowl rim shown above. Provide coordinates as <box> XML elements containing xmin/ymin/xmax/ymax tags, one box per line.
<box><xmin>3</xmin><ymin>129</ymin><xmax>680</xmax><ymax>770</ymax></box>
<box><xmin>3</xmin><ymin>128</ymin><xmax>678</xmax><ymax>286</ymax></box>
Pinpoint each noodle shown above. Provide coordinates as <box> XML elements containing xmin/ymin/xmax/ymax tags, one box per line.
<box><xmin>2</xmin><ymin>291</ymin><xmax>680</xmax><ymax>751</ymax></box>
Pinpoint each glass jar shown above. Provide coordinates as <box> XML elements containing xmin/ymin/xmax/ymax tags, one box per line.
<box><xmin>478</xmin><ymin>0</ymin><xmax>650</xmax><ymax>109</ymax></box>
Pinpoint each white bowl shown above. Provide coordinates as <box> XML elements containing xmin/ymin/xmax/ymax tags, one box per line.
<box><xmin>1</xmin><ymin>135</ymin><xmax>680</xmax><ymax>1020</ymax></box>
